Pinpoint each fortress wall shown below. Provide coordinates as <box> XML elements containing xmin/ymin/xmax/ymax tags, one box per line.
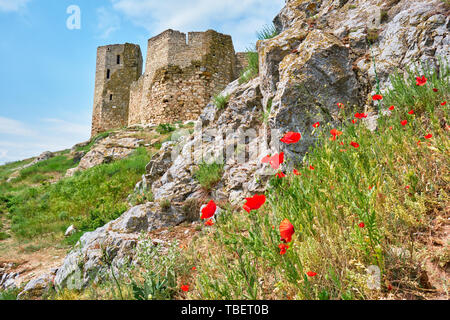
<box><xmin>91</xmin><ymin>43</ymin><xmax>142</xmax><ymax>136</ymax></box>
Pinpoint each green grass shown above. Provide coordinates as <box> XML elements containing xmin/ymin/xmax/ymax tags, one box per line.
<box><xmin>256</xmin><ymin>24</ymin><xmax>279</xmax><ymax>41</ymax></box>
<box><xmin>213</xmin><ymin>94</ymin><xmax>230</xmax><ymax>110</ymax></box>
<box><xmin>5</xmin><ymin>147</ymin><xmax>150</xmax><ymax>240</ymax></box>
<box><xmin>183</xmin><ymin>62</ymin><xmax>449</xmax><ymax>300</ymax></box>
<box><xmin>193</xmin><ymin>161</ymin><xmax>224</xmax><ymax>191</ymax></box>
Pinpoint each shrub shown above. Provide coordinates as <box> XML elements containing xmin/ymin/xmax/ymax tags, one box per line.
<box><xmin>193</xmin><ymin>161</ymin><xmax>224</xmax><ymax>191</ymax></box>
<box><xmin>213</xmin><ymin>94</ymin><xmax>230</xmax><ymax>110</ymax></box>
<box><xmin>156</xmin><ymin>123</ymin><xmax>176</xmax><ymax>134</ymax></box>
<box><xmin>8</xmin><ymin>147</ymin><xmax>150</xmax><ymax>239</ymax></box>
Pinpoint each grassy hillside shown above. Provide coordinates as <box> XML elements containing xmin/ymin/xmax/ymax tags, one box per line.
<box><xmin>0</xmin><ymin>147</ymin><xmax>150</xmax><ymax>248</ymax></box>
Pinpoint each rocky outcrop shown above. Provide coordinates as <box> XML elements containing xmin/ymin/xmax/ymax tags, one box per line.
<box><xmin>53</xmin><ymin>202</ymin><xmax>185</xmax><ymax>290</ymax></box>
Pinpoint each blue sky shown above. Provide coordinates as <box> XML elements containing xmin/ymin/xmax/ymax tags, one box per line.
<box><xmin>0</xmin><ymin>0</ymin><xmax>284</xmax><ymax>164</ymax></box>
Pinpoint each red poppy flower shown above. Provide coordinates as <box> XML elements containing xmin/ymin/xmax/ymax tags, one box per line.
<box><xmin>417</xmin><ymin>140</ymin><xmax>421</xmax><ymax>145</ymax></box>
<box><xmin>424</xmin><ymin>134</ymin><xmax>432</xmax><ymax>139</ymax></box>
<box><xmin>405</xmin><ymin>185</ymin><xmax>410</xmax><ymax>190</ymax></box>
<box><xmin>204</xmin><ymin>219</ymin><xmax>214</xmax><ymax>226</ymax></box>
<box><xmin>192</xmin><ymin>267</ymin><xmax>197</xmax><ymax>271</ymax></box>
<box><xmin>261</xmin><ymin>155</ymin><xmax>271</xmax><ymax>163</ymax></box>
<box><xmin>415</xmin><ymin>76</ymin><xmax>427</xmax><ymax>86</ymax></box>
<box><xmin>263</xmin><ymin>152</ymin><xmax>284</xmax><ymax>170</ymax></box>
<box><xmin>278</xmin><ymin>243</ymin><xmax>289</xmax><ymax>255</ymax></box>
<box><xmin>408</xmin><ymin>109</ymin><xmax>414</xmax><ymax>115</ymax></box>
<box><xmin>276</xmin><ymin>172</ymin><xmax>286</xmax><ymax>179</ymax></box>
<box><xmin>388</xmin><ymin>284</ymin><xmax>393</xmax><ymax>291</ymax></box>
<box><xmin>337</xmin><ymin>102</ymin><xmax>344</xmax><ymax>109</ymax></box>
<box><xmin>358</xmin><ymin>222</ymin><xmax>365</xmax><ymax>228</ymax></box>
<box><xmin>441</xmin><ymin>101</ymin><xmax>447</xmax><ymax>106</ymax></box>
<box><xmin>352</xmin><ymin>119</ymin><xmax>357</xmax><ymax>124</ymax></box>
<box><xmin>400</xmin><ymin>120</ymin><xmax>408</xmax><ymax>126</ymax></box>
<box><xmin>354</xmin><ymin>113</ymin><xmax>368</xmax><ymax>119</ymax></box>
<box><xmin>279</xmin><ymin>219</ymin><xmax>295</xmax><ymax>243</ymax></box>
<box><xmin>389</xmin><ymin>126</ymin><xmax>393</xmax><ymax>130</ymax></box>
<box><xmin>329</xmin><ymin>129</ymin><xmax>343</xmax><ymax>141</ymax></box>
<box><xmin>243</xmin><ymin>194</ymin><xmax>266</xmax><ymax>213</ymax></box>
<box><xmin>307</xmin><ymin>271</ymin><xmax>317</xmax><ymax>277</ymax></box>
<box><xmin>339</xmin><ymin>141</ymin><xmax>344</xmax><ymax>146</ymax></box>
<box><xmin>293</xmin><ymin>169</ymin><xmax>301</xmax><ymax>176</ymax></box>
<box><xmin>181</xmin><ymin>284</ymin><xmax>189</xmax><ymax>292</ymax></box>
<box><xmin>280</xmin><ymin>132</ymin><xmax>301</xmax><ymax>144</ymax></box>
<box><xmin>312</xmin><ymin>122</ymin><xmax>320</xmax><ymax>128</ymax></box>
<box><xmin>309</xmin><ymin>165</ymin><xmax>315</xmax><ymax>170</ymax></box>
<box><xmin>389</xmin><ymin>105</ymin><xmax>395</xmax><ymax>111</ymax></box>
<box><xmin>432</xmin><ymin>88</ymin><xmax>438</xmax><ymax>92</ymax></box>
<box><xmin>200</xmin><ymin>200</ymin><xmax>217</xmax><ymax>220</ymax></box>
<box><xmin>369</xmin><ymin>185</ymin><xmax>373</xmax><ymax>190</ymax></box>
<box><xmin>372</xmin><ymin>94</ymin><xmax>383</xmax><ymax>101</ymax></box>
<box><xmin>350</xmin><ymin>141</ymin><xmax>360</xmax><ymax>148</ymax></box>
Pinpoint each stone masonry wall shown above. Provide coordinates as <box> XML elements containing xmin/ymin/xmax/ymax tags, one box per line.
<box><xmin>128</xmin><ymin>29</ymin><xmax>239</xmax><ymax>126</ymax></box>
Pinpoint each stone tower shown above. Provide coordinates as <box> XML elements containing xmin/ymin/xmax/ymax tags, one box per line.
<box><xmin>128</xmin><ymin>29</ymin><xmax>239</xmax><ymax>126</ymax></box>
<box><xmin>91</xmin><ymin>43</ymin><xmax>143</xmax><ymax>137</ymax></box>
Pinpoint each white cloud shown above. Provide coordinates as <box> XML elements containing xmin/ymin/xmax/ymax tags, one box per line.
<box><xmin>97</xmin><ymin>6</ymin><xmax>121</xmax><ymax>39</ymax></box>
<box><xmin>0</xmin><ymin>116</ymin><xmax>35</xmax><ymax>136</ymax></box>
<box><xmin>0</xmin><ymin>117</ymin><xmax>90</xmax><ymax>165</ymax></box>
<box><xmin>0</xmin><ymin>0</ymin><xmax>30</xmax><ymax>12</ymax></box>
<box><xmin>110</xmin><ymin>0</ymin><xmax>284</xmax><ymax>51</ymax></box>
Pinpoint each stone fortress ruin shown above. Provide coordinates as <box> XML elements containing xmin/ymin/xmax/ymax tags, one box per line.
<box><xmin>91</xmin><ymin>29</ymin><xmax>248</xmax><ymax>136</ymax></box>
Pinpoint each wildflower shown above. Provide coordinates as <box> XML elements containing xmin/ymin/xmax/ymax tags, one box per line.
<box><xmin>405</xmin><ymin>185</ymin><xmax>410</xmax><ymax>190</ymax></box>
<box><xmin>441</xmin><ymin>101</ymin><xmax>447</xmax><ymax>106</ymax></box>
<box><xmin>359</xmin><ymin>222</ymin><xmax>365</xmax><ymax>228</ymax></box>
<box><xmin>205</xmin><ymin>219</ymin><xmax>214</xmax><ymax>226</ymax></box>
<box><xmin>312</xmin><ymin>122</ymin><xmax>320</xmax><ymax>128</ymax></box>
<box><xmin>293</xmin><ymin>169</ymin><xmax>301</xmax><ymax>176</ymax></box>
<box><xmin>408</xmin><ymin>109</ymin><xmax>414</xmax><ymax>115</ymax></box>
<box><xmin>354</xmin><ymin>113</ymin><xmax>368</xmax><ymax>119</ymax></box>
<box><xmin>309</xmin><ymin>165</ymin><xmax>315</xmax><ymax>170</ymax></box>
<box><xmin>340</xmin><ymin>142</ymin><xmax>344</xmax><ymax>146</ymax></box>
<box><xmin>425</xmin><ymin>134</ymin><xmax>432</xmax><ymax>139</ymax></box>
<box><xmin>200</xmin><ymin>200</ymin><xmax>217</xmax><ymax>220</ymax></box>
<box><xmin>307</xmin><ymin>271</ymin><xmax>317</xmax><ymax>277</ymax></box>
<box><xmin>432</xmin><ymin>88</ymin><xmax>438</xmax><ymax>92</ymax></box>
<box><xmin>280</xmin><ymin>132</ymin><xmax>301</xmax><ymax>144</ymax></box>
<box><xmin>280</xmin><ymin>219</ymin><xmax>295</xmax><ymax>243</ymax></box>
<box><xmin>243</xmin><ymin>194</ymin><xmax>266</xmax><ymax>213</ymax></box>
<box><xmin>388</xmin><ymin>284</ymin><xmax>393</xmax><ymax>291</ymax></box>
<box><xmin>369</xmin><ymin>185</ymin><xmax>373</xmax><ymax>190</ymax></box>
<box><xmin>401</xmin><ymin>120</ymin><xmax>407</xmax><ymax>126</ymax></box>
<box><xmin>181</xmin><ymin>284</ymin><xmax>189</xmax><ymax>292</ymax></box>
<box><xmin>337</xmin><ymin>102</ymin><xmax>344</xmax><ymax>109</ymax></box>
<box><xmin>389</xmin><ymin>105</ymin><xmax>395</xmax><ymax>111</ymax></box>
<box><xmin>350</xmin><ymin>141</ymin><xmax>360</xmax><ymax>148</ymax></box>
<box><xmin>417</xmin><ymin>140</ymin><xmax>421</xmax><ymax>145</ymax></box>
<box><xmin>278</xmin><ymin>243</ymin><xmax>289</xmax><ymax>255</ymax></box>
<box><xmin>330</xmin><ymin>129</ymin><xmax>343</xmax><ymax>141</ymax></box>
<box><xmin>276</xmin><ymin>172</ymin><xmax>286</xmax><ymax>179</ymax></box>
<box><xmin>339</xmin><ymin>149</ymin><xmax>347</xmax><ymax>152</ymax></box>
<box><xmin>415</xmin><ymin>76</ymin><xmax>427</xmax><ymax>86</ymax></box>
<box><xmin>372</xmin><ymin>94</ymin><xmax>383</xmax><ymax>101</ymax></box>
<box><xmin>192</xmin><ymin>267</ymin><xmax>197</xmax><ymax>271</ymax></box>
<box><xmin>352</xmin><ymin>119</ymin><xmax>357</xmax><ymax>124</ymax></box>
<box><xmin>262</xmin><ymin>152</ymin><xmax>284</xmax><ymax>170</ymax></box>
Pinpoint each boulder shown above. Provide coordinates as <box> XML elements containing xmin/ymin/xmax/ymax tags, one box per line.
<box><xmin>54</xmin><ymin>203</ymin><xmax>185</xmax><ymax>290</ymax></box>
<box><xmin>264</xmin><ymin>29</ymin><xmax>362</xmax><ymax>162</ymax></box>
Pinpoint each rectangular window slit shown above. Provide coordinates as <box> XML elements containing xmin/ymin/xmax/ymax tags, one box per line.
<box><xmin>117</xmin><ymin>55</ymin><xmax>120</xmax><ymax>64</ymax></box>
<box><xmin>107</xmin><ymin>69</ymin><xmax>110</xmax><ymax>79</ymax></box>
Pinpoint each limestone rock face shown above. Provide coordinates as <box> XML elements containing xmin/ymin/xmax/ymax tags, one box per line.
<box><xmin>147</xmin><ymin>77</ymin><xmax>267</xmax><ymax>206</ymax></box>
<box><xmin>262</xmin><ymin>29</ymin><xmax>362</xmax><ymax>161</ymax></box>
<box><xmin>53</xmin><ymin>203</ymin><xmax>185</xmax><ymax>290</ymax></box>
<box><xmin>273</xmin><ymin>0</ymin><xmax>449</xmax><ymax>91</ymax></box>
